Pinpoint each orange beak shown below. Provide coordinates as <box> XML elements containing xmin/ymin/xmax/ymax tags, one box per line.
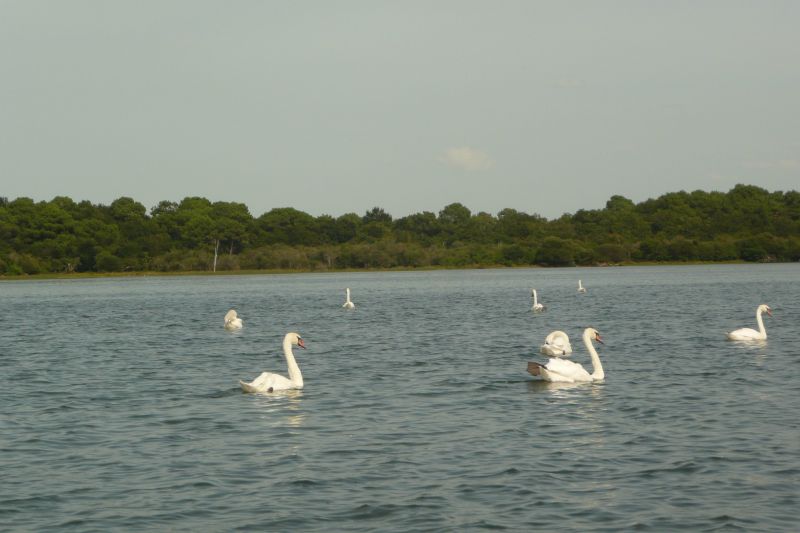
<box><xmin>297</xmin><ymin>338</ymin><xmax>306</xmax><ymax>349</ymax></box>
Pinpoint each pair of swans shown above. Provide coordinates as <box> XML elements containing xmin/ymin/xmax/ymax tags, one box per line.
<box><xmin>240</xmin><ymin>332</ymin><xmax>307</xmax><ymax>393</ymax></box>
<box><xmin>224</xmin><ymin>309</ymin><xmax>243</xmax><ymax>330</ymax></box>
<box><xmin>727</xmin><ymin>304</ymin><xmax>772</xmax><ymax>341</ymax></box>
<box><xmin>238</xmin><ymin>288</ymin><xmax>355</xmax><ymax>394</ymax></box>
<box><xmin>528</xmin><ymin>328</ymin><xmax>604</xmax><ymax>382</ymax></box>
<box><xmin>531</xmin><ymin>281</ymin><xmax>584</xmax><ymax>311</ymax></box>
<box><xmin>343</xmin><ymin>288</ymin><xmax>355</xmax><ymax>309</ymax></box>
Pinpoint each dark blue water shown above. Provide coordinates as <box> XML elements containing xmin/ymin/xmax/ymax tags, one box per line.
<box><xmin>2</xmin><ymin>265</ymin><xmax>799</xmax><ymax>531</ymax></box>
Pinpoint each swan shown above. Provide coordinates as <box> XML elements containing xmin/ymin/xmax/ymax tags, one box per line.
<box><xmin>540</xmin><ymin>330</ymin><xmax>573</xmax><ymax>357</ymax></box>
<box><xmin>727</xmin><ymin>304</ymin><xmax>772</xmax><ymax>341</ymax></box>
<box><xmin>531</xmin><ymin>289</ymin><xmax>545</xmax><ymax>312</ymax></box>
<box><xmin>577</xmin><ymin>280</ymin><xmax>587</xmax><ymax>293</ymax></box>
<box><xmin>240</xmin><ymin>332</ymin><xmax>306</xmax><ymax>393</ymax></box>
<box><xmin>343</xmin><ymin>287</ymin><xmax>355</xmax><ymax>309</ymax></box>
<box><xmin>528</xmin><ymin>328</ymin><xmax>604</xmax><ymax>382</ymax></box>
<box><xmin>224</xmin><ymin>309</ymin><xmax>243</xmax><ymax>330</ymax></box>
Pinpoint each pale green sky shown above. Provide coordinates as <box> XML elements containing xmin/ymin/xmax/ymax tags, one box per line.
<box><xmin>1</xmin><ymin>1</ymin><xmax>798</xmax><ymax>219</ymax></box>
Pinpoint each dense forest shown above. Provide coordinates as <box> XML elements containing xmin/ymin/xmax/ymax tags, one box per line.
<box><xmin>1</xmin><ymin>184</ymin><xmax>799</xmax><ymax>275</ymax></box>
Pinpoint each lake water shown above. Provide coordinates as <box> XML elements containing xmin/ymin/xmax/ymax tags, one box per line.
<box><xmin>1</xmin><ymin>265</ymin><xmax>799</xmax><ymax>532</ymax></box>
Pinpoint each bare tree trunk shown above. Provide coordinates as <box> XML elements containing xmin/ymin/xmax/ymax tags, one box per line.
<box><xmin>229</xmin><ymin>242</ymin><xmax>234</xmax><ymax>256</ymax></box>
<box><xmin>213</xmin><ymin>239</ymin><xmax>219</xmax><ymax>272</ymax></box>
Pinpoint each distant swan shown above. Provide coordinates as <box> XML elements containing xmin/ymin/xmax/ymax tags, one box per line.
<box><xmin>240</xmin><ymin>332</ymin><xmax>306</xmax><ymax>393</ymax></box>
<box><xmin>577</xmin><ymin>280</ymin><xmax>587</xmax><ymax>293</ymax></box>
<box><xmin>528</xmin><ymin>328</ymin><xmax>605</xmax><ymax>382</ymax></box>
<box><xmin>224</xmin><ymin>309</ymin><xmax>243</xmax><ymax>330</ymax></box>
<box><xmin>540</xmin><ymin>330</ymin><xmax>572</xmax><ymax>357</ymax></box>
<box><xmin>343</xmin><ymin>288</ymin><xmax>355</xmax><ymax>309</ymax></box>
<box><xmin>531</xmin><ymin>289</ymin><xmax>545</xmax><ymax>312</ymax></box>
<box><xmin>727</xmin><ymin>304</ymin><xmax>772</xmax><ymax>341</ymax></box>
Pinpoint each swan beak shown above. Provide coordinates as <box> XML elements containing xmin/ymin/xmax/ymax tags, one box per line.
<box><xmin>297</xmin><ymin>338</ymin><xmax>306</xmax><ymax>349</ymax></box>
<box><xmin>766</xmin><ymin>308</ymin><xmax>773</xmax><ymax>317</ymax></box>
<box><xmin>595</xmin><ymin>334</ymin><xmax>604</xmax><ymax>344</ymax></box>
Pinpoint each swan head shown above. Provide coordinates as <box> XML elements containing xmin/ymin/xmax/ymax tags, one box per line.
<box><xmin>224</xmin><ymin>309</ymin><xmax>239</xmax><ymax>323</ymax></box>
<box><xmin>586</xmin><ymin>327</ymin><xmax>604</xmax><ymax>344</ymax></box>
<box><xmin>286</xmin><ymin>332</ymin><xmax>306</xmax><ymax>349</ymax></box>
<box><xmin>758</xmin><ymin>304</ymin><xmax>772</xmax><ymax>317</ymax></box>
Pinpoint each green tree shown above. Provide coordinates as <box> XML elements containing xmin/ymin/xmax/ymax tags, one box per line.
<box><xmin>535</xmin><ymin>237</ymin><xmax>575</xmax><ymax>266</ymax></box>
<box><xmin>257</xmin><ymin>207</ymin><xmax>318</xmax><ymax>246</ymax></box>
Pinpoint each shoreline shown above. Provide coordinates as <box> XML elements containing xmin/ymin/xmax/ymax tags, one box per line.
<box><xmin>1</xmin><ymin>260</ymin><xmax>785</xmax><ymax>282</ymax></box>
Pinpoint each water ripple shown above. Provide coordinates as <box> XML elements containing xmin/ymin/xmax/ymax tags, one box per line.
<box><xmin>1</xmin><ymin>266</ymin><xmax>799</xmax><ymax>531</ymax></box>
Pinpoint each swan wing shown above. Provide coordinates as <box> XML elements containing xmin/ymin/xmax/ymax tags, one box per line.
<box><xmin>544</xmin><ymin>330</ymin><xmax>569</xmax><ymax>344</ymax></box>
<box><xmin>544</xmin><ymin>358</ymin><xmax>591</xmax><ymax>382</ymax></box>
<box><xmin>540</xmin><ymin>344</ymin><xmax>572</xmax><ymax>357</ymax></box>
<box><xmin>225</xmin><ymin>318</ymin><xmax>243</xmax><ymax>330</ymax></box>
<box><xmin>239</xmin><ymin>380</ymin><xmax>265</xmax><ymax>393</ymax></box>
<box><xmin>542</xmin><ymin>331</ymin><xmax>572</xmax><ymax>355</ymax></box>
<box><xmin>240</xmin><ymin>372</ymin><xmax>294</xmax><ymax>392</ymax></box>
<box><xmin>727</xmin><ymin>328</ymin><xmax>764</xmax><ymax>341</ymax></box>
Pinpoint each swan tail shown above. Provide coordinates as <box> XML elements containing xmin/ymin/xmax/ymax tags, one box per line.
<box><xmin>239</xmin><ymin>380</ymin><xmax>273</xmax><ymax>393</ymax></box>
<box><xmin>527</xmin><ymin>361</ymin><xmax>544</xmax><ymax>376</ymax></box>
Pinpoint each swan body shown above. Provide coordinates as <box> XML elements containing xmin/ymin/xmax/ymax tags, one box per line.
<box><xmin>727</xmin><ymin>304</ymin><xmax>772</xmax><ymax>341</ymax></box>
<box><xmin>224</xmin><ymin>309</ymin><xmax>243</xmax><ymax>330</ymax></box>
<box><xmin>343</xmin><ymin>288</ymin><xmax>355</xmax><ymax>309</ymax></box>
<box><xmin>531</xmin><ymin>289</ymin><xmax>545</xmax><ymax>312</ymax></box>
<box><xmin>577</xmin><ymin>280</ymin><xmax>587</xmax><ymax>293</ymax></box>
<box><xmin>528</xmin><ymin>328</ymin><xmax>604</xmax><ymax>382</ymax></box>
<box><xmin>239</xmin><ymin>332</ymin><xmax>306</xmax><ymax>393</ymax></box>
<box><xmin>540</xmin><ymin>330</ymin><xmax>573</xmax><ymax>357</ymax></box>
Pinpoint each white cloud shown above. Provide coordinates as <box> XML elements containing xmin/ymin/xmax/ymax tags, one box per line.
<box><xmin>775</xmin><ymin>159</ymin><xmax>799</xmax><ymax>170</ymax></box>
<box><xmin>440</xmin><ymin>147</ymin><xmax>493</xmax><ymax>171</ymax></box>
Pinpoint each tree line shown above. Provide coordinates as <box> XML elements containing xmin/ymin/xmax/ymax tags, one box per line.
<box><xmin>1</xmin><ymin>184</ymin><xmax>799</xmax><ymax>275</ymax></box>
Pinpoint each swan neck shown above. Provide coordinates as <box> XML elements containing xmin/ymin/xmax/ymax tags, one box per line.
<box><xmin>532</xmin><ymin>290</ymin><xmax>538</xmax><ymax>306</ymax></box>
<box><xmin>583</xmin><ymin>330</ymin><xmax>604</xmax><ymax>380</ymax></box>
<box><xmin>283</xmin><ymin>336</ymin><xmax>303</xmax><ymax>386</ymax></box>
<box><xmin>756</xmin><ymin>308</ymin><xmax>767</xmax><ymax>337</ymax></box>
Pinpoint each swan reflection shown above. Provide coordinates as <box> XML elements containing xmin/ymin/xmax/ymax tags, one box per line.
<box><xmin>527</xmin><ymin>380</ymin><xmax>590</xmax><ymax>394</ymax></box>
<box><xmin>250</xmin><ymin>389</ymin><xmax>307</xmax><ymax>427</ymax></box>
<box><xmin>526</xmin><ymin>379</ymin><xmax>606</xmax><ymax>403</ymax></box>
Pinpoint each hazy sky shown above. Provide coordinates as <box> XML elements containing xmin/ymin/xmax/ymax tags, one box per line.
<box><xmin>2</xmin><ymin>1</ymin><xmax>798</xmax><ymax>219</ymax></box>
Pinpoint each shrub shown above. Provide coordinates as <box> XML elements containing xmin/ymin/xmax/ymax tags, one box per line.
<box><xmin>95</xmin><ymin>251</ymin><xmax>122</xmax><ymax>272</ymax></box>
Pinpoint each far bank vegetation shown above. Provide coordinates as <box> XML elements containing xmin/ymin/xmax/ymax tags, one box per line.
<box><xmin>1</xmin><ymin>184</ymin><xmax>799</xmax><ymax>275</ymax></box>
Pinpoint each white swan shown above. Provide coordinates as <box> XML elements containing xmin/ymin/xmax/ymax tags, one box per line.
<box><xmin>540</xmin><ymin>330</ymin><xmax>573</xmax><ymax>357</ymax></box>
<box><xmin>224</xmin><ymin>309</ymin><xmax>243</xmax><ymax>330</ymax></box>
<box><xmin>727</xmin><ymin>304</ymin><xmax>772</xmax><ymax>341</ymax></box>
<box><xmin>531</xmin><ymin>289</ymin><xmax>545</xmax><ymax>312</ymax></box>
<box><xmin>577</xmin><ymin>279</ymin><xmax>587</xmax><ymax>293</ymax></box>
<box><xmin>240</xmin><ymin>332</ymin><xmax>306</xmax><ymax>393</ymax></box>
<box><xmin>343</xmin><ymin>287</ymin><xmax>355</xmax><ymax>309</ymax></box>
<box><xmin>528</xmin><ymin>328</ymin><xmax>605</xmax><ymax>382</ymax></box>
